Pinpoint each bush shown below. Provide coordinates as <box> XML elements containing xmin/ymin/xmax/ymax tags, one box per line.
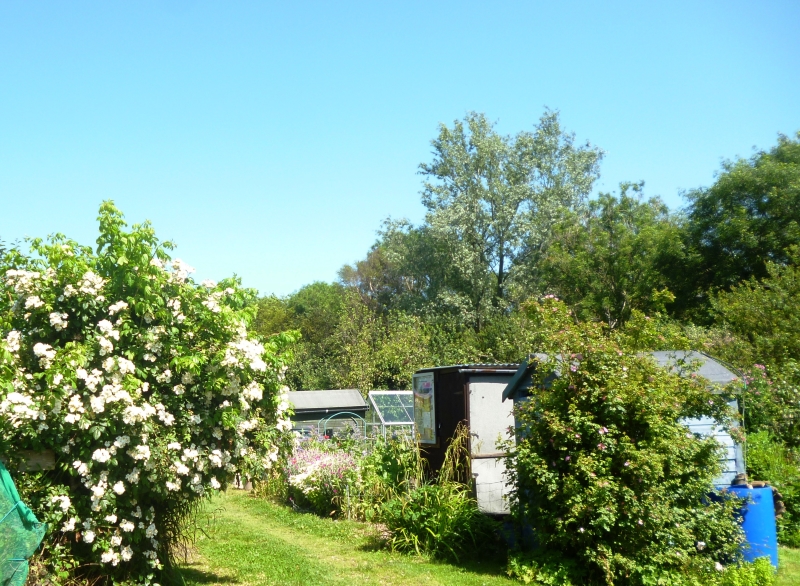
<box><xmin>740</xmin><ymin>363</ymin><xmax>800</xmax><ymax>450</ymax></box>
<box><xmin>507</xmin><ymin>553</ymin><xmax>775</xmax><ymax>586</ymax></box>
<box><xmin>380</xmin><ymin>424</ymin><xmax>498</xmax><ymax>561</ymax></box>
<box><xmin>0</xmin><ymin>203</ymin><xmax>295</xmax><ymax>584</ymax></box>
<box><xmin>286</xmin><ymin>445</ymin><xmax>357</xmax><ymax>516</ymax></box>
<box><xmin>746</xmin><ymin>431</ymin><xmax>800</xmax><ymax>547</ymax></box>
<box><xmin>381</xmin><ymin>482</ymin><xmax>497</xmax><ymax>562</ymax></box>
<box><xmin>504</xmin><ymin>297</ymin><xmax>746</xmax><ymax>585</ymax></box>
<box><xmin>346</xmin><ymin>433</ymin><xmax>422</xmax><ymax>521</ymax></box>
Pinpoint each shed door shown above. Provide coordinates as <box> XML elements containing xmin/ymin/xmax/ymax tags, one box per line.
<box><xmin>468</xmin><ymin>375</ymin><xmax>514</xmax><ymax>515</ymax></box>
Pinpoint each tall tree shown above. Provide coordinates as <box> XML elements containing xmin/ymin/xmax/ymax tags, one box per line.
<box><xmin>540</xmin><ymin>184</ymin><xmax>686</xmax><ymax>328</ymax></box>
<box><xmin>418</xmin><ymin>110</ymin><xmax>603</xmax><ymax>327</ymax></box>
<box><xmin>684</xmin><ymin>132</ymin><xmax>800</xmax><ymax>296</ymax></box>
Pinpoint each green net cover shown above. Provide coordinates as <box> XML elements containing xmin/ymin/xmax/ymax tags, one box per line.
<box><xmin>0</xmin><ymin>462</ymin><xmax>46</xmax><ymax>586</ymax></box>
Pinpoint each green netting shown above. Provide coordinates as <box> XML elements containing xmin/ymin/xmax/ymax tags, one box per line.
<box><xmin>0</xmin><ymin>462</ymin><xmax>46</xmax><ymax>586</ymax></box>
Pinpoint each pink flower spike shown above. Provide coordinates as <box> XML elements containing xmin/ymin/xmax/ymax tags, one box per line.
<box><xmin>599</xmin><ymin>427</ymin><xmax>608</xmax><ymax>435</ymax></box>
<box><xmin>624</xmin><ymin>461</ymin><xmax>630</xmax><ymax>467</ymax></box>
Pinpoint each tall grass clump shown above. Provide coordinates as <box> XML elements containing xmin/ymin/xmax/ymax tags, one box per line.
<box><xmin>380</xmin><ymin>423</ymin><xmax>498</xmax><ymax>561</ymax></box>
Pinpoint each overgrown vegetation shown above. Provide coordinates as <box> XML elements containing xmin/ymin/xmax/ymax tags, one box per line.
<box><xmin>4</xmin><ymin>115</ymin><xmax>800</xmax><ymax>583</ymax></box>
<box><xmin>503</xmin><ymin>297</ymin><xmax>747</xmax><ymax>585</ymax></box>
<box><xmin>261</xmin><ymin>423</ymin><xmax>499</xmax><ymax>563</ymax></box>
<box><xmin>250</xmin><ymin>123</ymin><xmax>800</xmax><ymax>554</ymax></box>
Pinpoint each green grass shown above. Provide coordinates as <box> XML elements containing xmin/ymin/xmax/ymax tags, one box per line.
<box><xmin>777</xmin><ymin>545</ymin><xmax>800</xmax><ymax>586</ymax></box>
<box><xmin>181</xmin><ymin>491</ymin><xmax>800</xmax><ymax>586</ymax></box>
<box><xmin>179</xmin><ymin>490</ymin><xmax>514</xmax><ymax>586</ymax></box>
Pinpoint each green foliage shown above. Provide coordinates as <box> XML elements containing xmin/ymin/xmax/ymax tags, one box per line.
<box><xmin>541</xmin><ymin>184</ymin><xmax>687</xmax><ymax>328</ymax></box>
<box><xmin>684</xmin><ymin>132</ymin><xmax>800</xmax><ymax>301</ymax></box>
<box><xmin>504</xmin><ymin>297</ymin><xmax>745</xmax><ymax>585</ymax></box>
<box><xmin>745</xmin><ymin>431</ymin><xmax>800</xmax><ymax>547</ymax></box>
<box><xmin>347</xmin><ymin>434</ymin><xmax>423</xmax><ymax>522</ymax></box>
<box><xmin>381</xmin><ymin>482</ymin><xmax>497</xmax><ymax>562</ymax></box>
<box><xmin>417</xmin><ymin>110</ymin><xmax>603</xmax><ymax>326</ymax></box>
<box><xmin>713</xmin><ymin>254</ymin><xmax>800</xmax><ymax>367</ymax></box>
<box><xmin>740</xmin><ymin>364</ymin><xmax>800</xmax><ymax>449</ymax></box>
<box><xmin>501</xmin><ymin>556</ymin><xmax>779</xmax><ymax>586</ymax></box>
<box><xmin>380</xmin><ymin>425</ymin><xmax>498</xmax><ymax>561</ymax></box>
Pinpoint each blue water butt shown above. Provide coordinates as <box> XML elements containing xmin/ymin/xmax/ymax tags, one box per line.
<box><xmin>728</xmin><ymin>485</ymin><xmax>778</xmax><ymax>568</ymax></box>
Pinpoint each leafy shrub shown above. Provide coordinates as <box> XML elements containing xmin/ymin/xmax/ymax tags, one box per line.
<box><xmin>746</xmin><ymin>431</ymin><xmax>800</xmax><ymax>547</ymax></box>
<box><xmin>346</xmin><ymin>434</ymin><xmax>422</xmax><ymax>521</ymax></box>
<box><xmin>381</xmin><ymin>482</ymin><xmax>496</xmax><ymax>561</ymax></box>
<box><xmin>0</xmin><ymin>203</ymin><xmax>294</xmax><ymax>584</ymax></box>
<box><xmin>740</xmin><ymin>363</ymin><xmax>800</xmax><ymax>450</ymax></box>
<box><xmin>507</xmin><ymin>552</ymin><xmax>775</xmax><ymax>586</ymax></box>
<box><xmin>380</xmin><ymin>424</ymin><xmax>498</xmax><ymax>561</ymax></box>
<box><xmin>504</xmin><ymin>297</ymin><xmax>746</xmax><ymax>585</ymax></box>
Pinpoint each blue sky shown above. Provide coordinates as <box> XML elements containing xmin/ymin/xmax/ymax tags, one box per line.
<box><xmin>1</xmin><ymin>1</ymin><xmax>798</xmax><ymax>296</ymax></box>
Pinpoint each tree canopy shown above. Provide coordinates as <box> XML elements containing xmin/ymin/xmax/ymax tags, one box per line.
<box><xmin>418</xmin><ymin>111</ymin><xmax>603</xmax><ymax>326</ymax></box>
<box><xmin>684</xmin><ymin>132</ymin><xmax>800</xmax><ymax>296</ymax></box>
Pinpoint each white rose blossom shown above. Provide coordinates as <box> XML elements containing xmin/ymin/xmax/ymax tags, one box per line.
<box><xmin>3</xmin><ymin>330</ymin><xmax>21</xmax><ymax>353</ymax></box>
<box><xmin>108</xmin><ymin>300</ymin><xmax>129</xmax><ymax>315</ymax></box>
<box><xmin>120</xmin><ymin>519</ymin><xmax>135</xmax><ymax>532</ymax></box>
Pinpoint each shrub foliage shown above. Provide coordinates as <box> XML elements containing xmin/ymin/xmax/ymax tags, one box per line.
<box><xmin>504</xmin><ymin>298</ymin><xmax>746</xmax><ymax>585</ymax></box>
<box><xmin>0</xmin><ymin>203</ymin><xmax>294</xmax><ymax>584</ymax></box>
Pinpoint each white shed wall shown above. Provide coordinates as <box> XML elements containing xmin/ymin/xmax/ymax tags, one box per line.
<box><xmin>468</xmin><ymin>376</ymin><xmax>514</xmax><ymax>515</ymax></box>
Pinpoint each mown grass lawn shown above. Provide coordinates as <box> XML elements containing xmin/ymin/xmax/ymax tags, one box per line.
<box><xmin>179</xmin><ymin>490</ymin><xmax>514</xmax><ymax>586</ymax></box>
<box><xmin>180</xmin><ymin>490</ymin><xmax>800</xmax><ymax>586</ymax></box>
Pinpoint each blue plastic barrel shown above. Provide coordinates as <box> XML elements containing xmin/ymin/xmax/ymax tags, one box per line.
<box><xmin>728</xmin><ymin>485</ymin><xmax>778</xmax><ymax>568</ymax></box>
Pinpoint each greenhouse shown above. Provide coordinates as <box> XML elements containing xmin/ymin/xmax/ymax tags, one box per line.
<box><xmin>367</xmin><ymin>390</ymin><xmax>415</xmax><ymax>439</ymax></box>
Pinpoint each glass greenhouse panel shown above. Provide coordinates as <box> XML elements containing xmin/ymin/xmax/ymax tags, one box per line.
<box><xmin>368</xmin><ymin>391</ymin><xmax>414</xmax><ymax>424</ymax></box>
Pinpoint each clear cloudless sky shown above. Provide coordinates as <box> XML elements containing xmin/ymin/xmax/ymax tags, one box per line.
<box><xmin>1</xmin><ymin>1</ymin><xmax>798</xmax><ymax>296</ymax></box>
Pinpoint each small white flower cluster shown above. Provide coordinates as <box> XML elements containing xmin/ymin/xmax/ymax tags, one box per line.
<box><xmin>77</xmin><ymin>270</ymin><xmax>106</xmax><ymax>296</ymax></box>
<box><xmin>49</xmin><ymin>311</ymin><xmax>69</xmax><ymax>331</ymax></box>
<box><xmin>4</xmin><ymin>330</ymin><xmax>21</xmax><ymax>353</ymax></box>
<box><xmin>168</xmin><ymin>259</ymin><xmax>195</xmax><ymax>284</ymax></box>
<box><xmin>4</xmin><ymin>269</ymin><xmax>41</xmax><ymax>294</ymax></box>
<box><xmin>33</xmin><ymin>342</ymin><xmax>57</xmax><ymax>368</ymax></box>
<box><xmin>222</xmin><ymin>337</ymin><xmax>267</xmax><ymax>372</ymax></box>
<box><xmin>108</xmin><ymin>300</ymin><xmax>129</xmax><ymax>315</ymax></box>
<box><xmin>0</xmin><ymin>391</ymin><xmax>43</xmax><ymax>427</ymax></box>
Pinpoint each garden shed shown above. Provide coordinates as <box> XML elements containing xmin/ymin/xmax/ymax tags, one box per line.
<box><xmin>287</xmin><ymin>389</ymin><xmax>368</xmax><ymax>436</ymax></box>
<box><xmin>412</xmin><ymin>364</ymin><xmax>520</xmax><ymax>515</ymax></box>
<box><xmin>502</xmin><ymin>350</ymin><xmax>746</xmax><ymax>488</ymax></box>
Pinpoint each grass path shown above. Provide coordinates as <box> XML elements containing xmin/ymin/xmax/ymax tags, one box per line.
<box><xmin>180</xmin><ymin>490</ymin><xmax>800</xmax><ymax>586</ymax></box>
<box><xmin>777</xmin><ymin>546</ymin><xmax>800</xmax><ymax>586</ymax></box>
<box><xmin>179</xmin><ymin>490</ymin><xmax>514</xmax><ymax>586</ymax></box>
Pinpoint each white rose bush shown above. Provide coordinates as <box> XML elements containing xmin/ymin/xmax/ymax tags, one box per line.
<box><xmin>0</xmin><ymin>203</ymin><xmax>295</xmax><ymax>584</ymax></box>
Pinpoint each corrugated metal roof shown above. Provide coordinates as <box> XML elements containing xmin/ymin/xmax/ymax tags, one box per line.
<box><xmin>415</xmin><ymin>363</ymin><xmax>520</xmax><ymax>373</ymax></box>
<box><xmin>288</xmin><ymin>389</ymin><xmax>367</xmax><ymax>413</ymax></box>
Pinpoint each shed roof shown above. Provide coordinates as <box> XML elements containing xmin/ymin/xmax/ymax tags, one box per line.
<box><xmin>415</xmin><ymin>363</ymin><xmax>519</xmax><ymax>374</ymax></box>
<box><xmin>287</xmin><ymin>389</ymin><xmax>367</xmax><ymax>413</ymax></box>
<box><xmin>649</xmin><ymin>351</ymin><xmax>740</xmax><ymax>385</ymax></box>
<box><xmin>502</xmin><ymin>351</ymin><xmax>742</xmax><ymax>401</ymax></box>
